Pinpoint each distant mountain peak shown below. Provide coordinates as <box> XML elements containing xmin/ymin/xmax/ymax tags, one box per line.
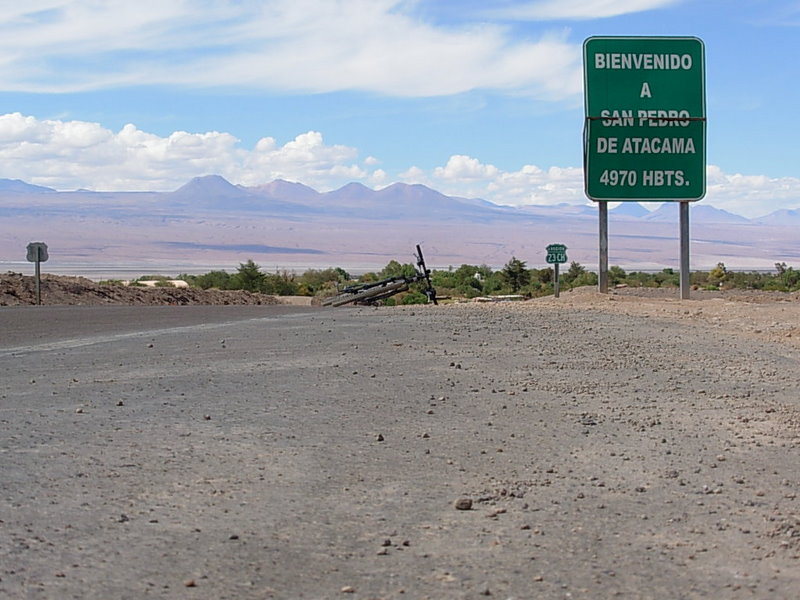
<box><xmin>249</xmin><ymin>179</ymin><xmax>320</xmax><ymax>202</ymax></box>
<box><xmin>0</xmin><ymin>178</ymin><xmax>55</xmax><ymax>193</ymax></box>
<box><xmin>380</xmin><ymin>182</ymin><xmax>443</xmax><ymax>198</ymax></box>
<box><xmin>337</xmin><ymin>182</ymin><xmax>372</xmax><ymax>192</ymax></box>
<box><xmin>171</xmin><ymin>175</ymin><xmax>251</xmax><ymax>200</ymax></box>
<box><xmin>176</xmin><ymin>174</ymin><xmax>236</xmax><ymax>190</ymax></box>
<box><xmin>755</xmin><ymin>207</ymin><xmax>800</xmax><ymax>225</ymax></box>
<box><xmin>644</xmin><ymin>203</ymin><xmax>750</xmax><ymax>224</ymax></box>
<box><xmin>326</xmin><ymin>181</ymin><xmax>375</xmax><ymax>202</ymax></box>
<box><xmin>611</xmin><ymin>202</ymin><xmax>650</xmax><ymax>218</ymax></box>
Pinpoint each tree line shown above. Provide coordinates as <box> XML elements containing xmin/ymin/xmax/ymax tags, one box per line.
<box><xmin>119</xmin><ymin>259</ymin><xmax>800</xmax><ymax>304</ymax></box>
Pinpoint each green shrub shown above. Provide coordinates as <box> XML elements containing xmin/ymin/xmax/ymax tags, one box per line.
<box><xmin>401</xmin><ymin>290</ymin><xmax>428</xmax><ymax>305</ymax></box>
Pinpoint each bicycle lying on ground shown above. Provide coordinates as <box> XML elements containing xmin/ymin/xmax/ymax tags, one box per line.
<box><xmin>322</xmin><ymin>244</ymin><xmax>437</xmax><ymax>307</ymax></box>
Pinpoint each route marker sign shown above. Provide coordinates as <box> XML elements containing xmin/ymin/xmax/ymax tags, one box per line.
<box><xmin>545</xmin><ymin>243</ymin><xmax>568</xmax><ymax>265</ymax></box>
<box><xmin>27</xmin><ymin>242</ymin><xmax>48</xmax><ymax>263</ymax></box>
<box><xmin>545</xmin><ymin>243</ymin><xmax>568</xmax><ymax>298</ymax></box>
<box><xmin>583</xmin><ymin>36</ymin><xmax>706</xmax><ymax>201</ymax></box>
<box><xmin>26</xmin><ymin>242</ymin><xmax>49</xmax><ymax>305</ymax></box>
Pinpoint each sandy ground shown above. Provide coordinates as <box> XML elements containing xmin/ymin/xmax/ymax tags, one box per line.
<box><xmin>1</xmin><ymin>290</ymin><xmax>799</xmax><ymax>599</ymax></box>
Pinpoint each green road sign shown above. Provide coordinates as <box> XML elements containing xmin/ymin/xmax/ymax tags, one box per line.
<box><xmin>583</xmin><ymin>36</ymin><xmax>706</xmax><ymax>202</ymax></box>
<box><xmin>546</xmin><ymin>243</ymin><xmax>568</xmax><ymax>264</ymax></box>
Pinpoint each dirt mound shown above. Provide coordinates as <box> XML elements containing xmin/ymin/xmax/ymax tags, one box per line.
<box><xmin>0</xmin><ymin>272</ymin><xmax>284</xmax><ymax>306</ymax></box>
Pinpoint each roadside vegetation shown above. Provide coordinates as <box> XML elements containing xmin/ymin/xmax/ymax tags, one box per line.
<box><xmin>107</xmin><ymin>258</ymin><xmax>800</xmax><ymax>305</ymax></box>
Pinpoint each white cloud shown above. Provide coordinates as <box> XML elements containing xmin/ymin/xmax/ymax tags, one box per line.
<box><xmin>432</xmin><ymin>155</ymin><xmax>586</xmax><ymax>206</ymax></box>
<box><xmin>0</xmin><ymin>113</ymin><xmax>366</xmax><ymax>192</ymax></box>
<box><xmin>242</xmin><ymin>130</ymin><xmax>365</xmax><ymax>186</ymax></box>
<box><xmin>369</xmin><ymin>169</ymin><xmax>388</xmax><ymax>186</ymax></box>
<box><xmin>434</xmin><ymin>155</ymin><xmax>500</xmax><ymax>180</ymax></box>
<box><xmin>398</xmin><ymin>166</ymin><xmax>428</xmax><ymax>183</ymax></box>
<box><xmin>0</xmin><ymin>0</ymin><xmax>583</xmax><ymax>99</ymax></box>
<box><xmin>492</xmin><ymin>0</ymin><xmax>682</xmax><ymax>20</ymax></box>
<box><xmin>704</xmin><ymin>165</ymin><xmax>800</xmax><ymax>218</ymax></box>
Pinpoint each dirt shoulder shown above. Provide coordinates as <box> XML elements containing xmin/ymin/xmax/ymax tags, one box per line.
<box><xmin>0</xmin><ymin>272</ymin><xmax>284</xmax><ymax>306</ymax></box>
<box><xmin>531</xmin><ymin>286</ymin><xmax>800</xmax><ymax>350</ymax></box>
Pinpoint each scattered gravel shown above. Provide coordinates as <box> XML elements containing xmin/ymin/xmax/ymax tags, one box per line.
<box><xmin>1</xmin><ymin>290</ymin><xmax>799</xmax><ymax>598</ymax></box>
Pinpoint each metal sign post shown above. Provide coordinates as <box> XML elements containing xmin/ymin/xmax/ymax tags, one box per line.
<box><xmin>583</xmin><ymin>36</ymin><xmax>706</xmax><ymax>297</ymax></box>
<box><xmin>554</xmin><ymin>263</ymin><xmax>560</xmax><ymax>297</ymax></box>
<box><xmin>26</xmin><ymin>242</ymin><xmax>49</xmax><ymax>305</ymax></box>
<box><xmin>545</xmin><ymin>243</ymin><xmax>568</xmax><ymax>298</ymax></box>
<box><xmin>680</xmin><ymin>202</ymin><xmax>690</xmax><ymax>299</ymax></box>
<box><xmin>598</xmin><ymin>202</ymin><xmax>608</xmax><ymax>294</ymax></box>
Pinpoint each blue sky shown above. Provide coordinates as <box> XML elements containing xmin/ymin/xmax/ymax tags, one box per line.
<box><xmin>0</xmin><ymin>0</ymin><xmax>798</xmax><ymax>217</ymax></box>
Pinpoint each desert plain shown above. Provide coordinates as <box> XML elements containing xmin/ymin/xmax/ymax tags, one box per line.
<box><xmin>1</xmin><ymin>288</ymin><xmax>800</xmax><ymax>599</ymax></box>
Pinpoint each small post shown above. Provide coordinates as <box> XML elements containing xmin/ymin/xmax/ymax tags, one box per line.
<box><xmin>554</xmin><ymin>263</ymin><xmax>560</xmax><ymax>298</ymax></box>
<box><xmin>545</xmin><ymin>243</ymin><xmax>568</xmax><ymax>299</ymax></box>
<box><xmin>35</xmin><ymin>251</ymin><xmax>41</xmax><ymax>305</ymax></box>
<box><xmin>680</xmin><ymin>201</ymin><xmax>690</xmax><ymax>300</ymax></box>
<box><xmin>598</xmin><ymin>202</ymin><xmax>608</xmax><ymax>293</ymax></box>
<box><xmin>26</xmin><ymin>242</ymin><xmax>49</xmax><ymax>306</ymax></box>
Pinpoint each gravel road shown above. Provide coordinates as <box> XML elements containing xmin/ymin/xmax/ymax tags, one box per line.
<box><xmin>1</xmin><ymin>294</ymin><xmax>799</xmax><ymax>599</ymax></box>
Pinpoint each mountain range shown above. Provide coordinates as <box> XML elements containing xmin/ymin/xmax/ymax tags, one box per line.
<box><xmin>1</xmin><ymin>175</ymin><xmax>798</xmax><ymax>275</ymax></box>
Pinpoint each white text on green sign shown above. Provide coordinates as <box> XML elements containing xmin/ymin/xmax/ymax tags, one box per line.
<box><xmin>583</xmin><ymin>37</ymin><xmax>706</xmax><ymax>201</ymax></box>
<box><xmin>546</xmin><ymin>244</ymin><xmax>568</xmax><ymax>264</ymax></box>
